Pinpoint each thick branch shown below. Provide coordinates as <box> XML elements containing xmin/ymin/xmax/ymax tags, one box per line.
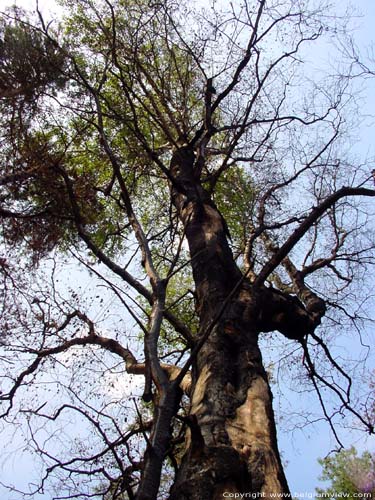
<box><xmin>255</xmin><ymin>187</ymin><xmax>375</xmax><ymax>286</ymax></box>
<box><xmin>0</xmin><ymin>313</ymin><xmax>192</xmax><ymax>418</ymax></box>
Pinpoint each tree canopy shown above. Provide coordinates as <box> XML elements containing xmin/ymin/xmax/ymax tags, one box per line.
<box><xmin>317</xmin><ymin>447</ymin><xmax>375</xmax><ymax>498</ymax></box>
<box><xmin>0</xmin><ymin>1</ymin><xmax>374</xmax><ymax>499</ymax></box>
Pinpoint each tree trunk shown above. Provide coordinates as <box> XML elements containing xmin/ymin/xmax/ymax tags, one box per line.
<box><xmin>170</xmin><ymin>328</ymin><xmax>289</xmax><ymax>499</ymax></box>
<box><xmin>169</xmin><ymin>147</ymin><xmax>290</xmax><ymax>499</ymax></box>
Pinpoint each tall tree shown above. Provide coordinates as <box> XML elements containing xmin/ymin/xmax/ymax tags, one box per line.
<box><xmin>0</xmin><ymin>1</ymin><xmax>374</xmax><ymax>499</ymax></box>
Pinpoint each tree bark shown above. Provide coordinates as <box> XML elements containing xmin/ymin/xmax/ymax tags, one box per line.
<box><xmin>136</xmin><ymin>388</ymin><xmax>181</xmax><ymax>500</ymax></box>
<box><xmin>169</xmin><ymin>147</ymin><xmax>290</xmax><ymax>499</ymax></box>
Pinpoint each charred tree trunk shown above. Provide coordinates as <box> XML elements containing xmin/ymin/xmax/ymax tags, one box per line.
<box><xmin>168</xmin><ymin>147</ymin><xmax>291</xmax><ymax>499</ymax></box>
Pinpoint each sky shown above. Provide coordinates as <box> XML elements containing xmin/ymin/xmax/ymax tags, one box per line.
<box><xmin>0</xmin><ymin>0</ymin><xmax>375</xmax><ymax>498</ymax></box>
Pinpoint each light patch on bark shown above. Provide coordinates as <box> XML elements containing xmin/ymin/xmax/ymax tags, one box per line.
<box><xmin>239</xmin><ymin>287</ymin><xmax>251</xmax><ymax>302</ymax></box>
<box><xmin>202</xmin><ymin>204</ymin><xmax>223</xmax><ymax>243</ymax></box>
<box><xmin>191</xmin><ymin>364</ymin><xmax>211</xmax><ymax>415</ymax></box>
<box><xmin>181</xmin><ymin>365</ymin><xmax>211</xmax><ymax>452</ymax></box>
<box><xmin>226</xmin><ymin>377</ymin><xmax>284</xmax><ymax>497</ymax></box>
<box><xmin>181</xmin><ymin>201</ymin><xmax>194</xmax><ymax>223</ymax></box>
<box><xmin>162</xmin><ymin>365</ymin><xmax>192</xmax><ymax>395</ymax></box>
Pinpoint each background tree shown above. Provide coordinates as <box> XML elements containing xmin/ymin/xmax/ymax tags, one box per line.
<box><xmin>317</xmin><ymin>447</ymin><xmax>375</xmax><ymax>498</ymax></box>
<box><xmin>0</xmin><ymin>1</ymin><xmax>375</xmax><ymax>499</ymax></box>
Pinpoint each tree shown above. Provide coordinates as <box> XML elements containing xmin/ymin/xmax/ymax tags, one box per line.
<box><xmin>317</xmin><ymin>447</ymin><xmax>375</xmax><ymax>498</ymax></box>
<box><xmin>0</xmin><ymin>1</ymin><xmax>374</xmax><ymax>499</ymax></box>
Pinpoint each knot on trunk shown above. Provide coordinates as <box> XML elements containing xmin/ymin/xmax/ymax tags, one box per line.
<box><xmin>256</xmin><ymin>286</ymin><xmax>322</xmax><ymax>340</ymax></box>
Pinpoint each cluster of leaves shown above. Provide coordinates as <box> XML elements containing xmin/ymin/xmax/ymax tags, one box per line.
<box><xmin>317</xmin><ymin>447</ymin><xmax>375</xmax><ymax>498</ymax></box>
<box><xmin>0</xmin><ymin>7</ymin><xmax>66</xmax><ymax>102</ymax></box>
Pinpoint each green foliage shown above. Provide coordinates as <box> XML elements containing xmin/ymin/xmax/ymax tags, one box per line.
<box><xmin>0</xmin><ymin>0</ymin><xmax>206</xmax><ymax>266</ymax></box>
<box><xmin>0</xmin><ymin>8</ymin><xmax>66</xmax><ymax>102</ymax></box>
<box><xmin>317</xmin><ymin>447</ymin><xmax>375</xmax><ymax>498</ymax></box>
<box><xmin>60</xmin><ymin>0</ymin><xmax>202</xmax><ymax>144</ymax></box>
<box><xmin>0</xmin><ymin>0</ymin><xmax>257</xmax><ymax>272</ymax></box>
<box><xmin>213</xmin><ymin>165</ymin><xmax>256</xmax><ymax>252</ymax></box>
